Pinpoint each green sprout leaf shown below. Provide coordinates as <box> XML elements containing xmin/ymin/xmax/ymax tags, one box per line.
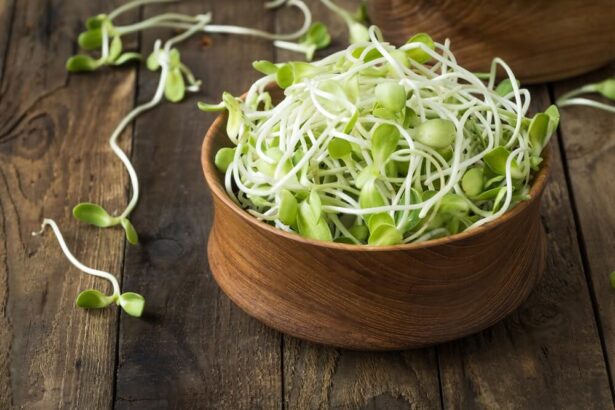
<box><xmin>120</xmin><ymin>218</ymin><xmax>139</xmax><ymax>245</ymax></box>
<box><xmin>355</xmin><ymin>164</ymin><xmax>378</xmax><ymax>189</ymax></box>
<box><xmin>113</xmin><ymin>52</ymin><xmax>142</xmax><ymax>66</ymax></box>
<box><xmin>297</xmin><ymin>200</ymin><xmax>332</xmax><ymax>241</ymax></box>
<box><xmin>368</xmin><ymin>223</ymin><xmax>402</xmax><ymax>246</ymax></box>
<box><xmin>483</xmin><ymin>146</ymin><xmax>524</xmax><ymax>179</ymax></box>
<box><xmin>348</xmin><ymin>21</ymin><xmax>369</xmax><ymax>43</ymax></box>
<box><xmin>146</xmin><ymin>50</ymin><xmax>161</xmax><ymax>71</ymax></box>
<box><xmin>223</xmin><ymin>92</ymin><xmax>243</xmax><ymax>139</ymax></box>
<box><xmin>545</xmin><ymin>104</ymin><xmax>560</xmax><ymax>137</ymax></box>
<box><xmin>439</xmin><ymin>193</ymin><xmax>470</xmax><ymax>216</ymax></box>
<box><xmin>214</xmin><ymin>147</ymin><xmax>235</xmax><ymax>172</ymax></box>
<box><xmin>528</xmin><ymin>113</ymin><xmax>549</xmax><ymax>155</ymax></box>
<box><xmin>344</xmin><ymin>109</ymin><xmax>359</xmax><ymax>134</ymax></box>
<box><xmin>610</xmin><ymin>271</ymin><xmax>615</xmax><ymax>289</ymax></box>
<box><xmin>328</xmin><ymin>137</ymin><xmax>352</xmax><ymax>159</ymax></box>
<box><xmin>165</xmin><ymin>67</ymin><xmax>186</xmax><ymax>103</ymax></box>
<box><xmin>76</xmin><ymin>289</ymin><xmax>115</xmax><ymax>309</ymax></box>
<box><xmin>415</xmin><ymin>118</ymin><xmax>456</xmax><ymax>149</ymax></box>
<box><xmin>118</xmin><ymin>292</ymin><xmax>145</xmax><ymax>317</ymax></box>
<box><xmin>375</xmin><ymin>82</ymin><xmax>407</xmax><ymax>113</ymax></box>
<box><xmin>405</xmin><ymin>33</ymin><xmax>434</xmax><ymax>64</ymax></box>
<box><xmin>73</xmin><ymin>203</ymin><xmax>118</xmax><ymax>227</ymax></box>
<box><xmin>252</xmin><ymin>60</ymin><xmax>279</xmax><ymax>75</ymax></box>
<box><xmin>495</xmin><ymin>79</ymin><xmax>520</xmax><ymax>97</ymax></box>
<box><xmin>108</xmin><ymin>35</ymin><xmax>123</xmax><ymax>62</ymax></box>
<box><xmin>372</xmin><ymin>124</ymin><xmax>401</xmax><ymax>165</ymax></box>
<box><xmin>86</xmin><ymin>14</ymin><xmax>107</xmax><ymax>30</ymax></box>
<box><xmin>78</xmin><ymin>29</ymin><xmax>103</xmax><ymax>51</ymax></box>
<box><xmin>276</xmin><ymin>63</ymin><xmax>294</xmax><ymax>89</ymax></box>
<box><xmin>596</xmin><ymin>78</ymin><xmax>615</xmax><ymax>100</ymax></box>
<box><xmin>278</xmin><ymin>189</ymin><xmax>298</xmax><ymax>226</ymax></box>
<box><xmin>461</xmin><ymin>167</ymin><xmax>484</xmax><ymax>196</ymax></box>
<box><xmin>307</xmin><ymin>190</ymin><xmax>322</xmax><ymax>221</ymax></box>
<box><xmin>349</xmin><ymin>224</ymin><xmax>369</xmax><ymax>242</ymax></box>
<box><xmin>66</xmin><ymin>55</ymin><xmax>102</xmax><ymax>72</ymax></box>
<box><xmin>298</xmin><ymin>22</ymin><xmax>331</xmax><ymax>60</ymax></box>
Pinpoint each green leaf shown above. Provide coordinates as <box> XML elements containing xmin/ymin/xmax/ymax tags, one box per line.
<box><xmin>214</xmin><ymin>147</ymin><xmax>235</xmax><ymax>172</ymax></box>
<box><xmin>119</xmin><ymin>292</ymin><xmax>145</xmax><ymax>317</ymax></box>
<box><xmin>528</xmin><ymin>113</ymin><xmax>549</xmax><ymax>155</ymax></box>
<box><xmin>439</xmin><ymin>193</ymin><xmax>469</xmax><ymax>216</ymax></box>
<box><xmin>415</xmin><ymin>119</ymin><xmax>456</xmax><ymax>149</ymax></box>
<box><xmin>252</xmin><ymin>60</ymin><xmax>278</xmax><ymax>75</ymax></box>
<box><xmin>610</xmin><ymin>271</ymin><xmax>615</xmax><ymax>289</ymax></box>
<box><xmin>278</xmin><ymin>190</ymin><xmax>298</xmax><ymax>226</ymax></box>
<box><xmin>76</xmin><ymin>289</ymin><xmax>115</xmax><ymax>309</ymax></box>
<box><xmin>307</xmin><ymin>190</ymin><xmax>322</xmax><ymax>222</ymax></box>
<box><xmin>113</xmin><ymin>52</ymin><xmax>141</xmax><ymax>66</ymax></box>
<box><xmin>471</xmin><ymin>187</ymin><xmax>502</xmax><ymax>201</ymax></box>
<box><xmin>297</xmin><ymin>201</ymin><xmax>332</xmax><ymax>241</ymax></box>
<box><xmin>351</xmin><ymin>47</ymin><xmax>382</xmax><ymax>62</ymax></box>
<box><xmin>343</xmin><ymin>110</ymin><xmax>359</xmax><ymax>134</ymax></box>
<box><xmin>397</xmin><ymin>188</ymin><xmax>421</xmax><ymax>232</ymax></box>
<box><xmin>66</xmin><ymin>55</ymin><xmax>101</xmax><ymax>72</ymax></box>
<box><xmin>86</xmin><ymin>14</ymin><xmax>107</xmax><ymax>30</ymax></box>
<box><xmin>328</xmin><ymin>137</ymin><xmax>352</xmax><ymax>159</ymax></box>
<box><xmin>120</xmin><ymin>218</ymin><xmax>139</xmax><ymax>245</ymax></box>
<box><xmin>275</xmin><ymin>63</ymin><xmax>294</xmax><ymax>89</ymax></box>
<box><xmin>146</xmin><ymin>50</ymin><xmax>160</xmax><ymax>71</ymax></box>
<box><xmin>403</xmin><ymin>108</ymin><xmax>420</xmax><ymax>128</ymax></box>
<box><xmin>348</xmin><ymin>22</ymin><xmax>369</xmax><ymax>43</ymax></box>
<box><xmin>73</xmin><ymin>203</ymin><xmax>117</xmax><ymax>227</ymax></box>
<box><xmin>165</xmin><ymin>67</ymin><xmax>185</xmax><ymax>103</ymax></box>
<box><xmin>596</xmin><ymin>78</ymin><xmax>615</xmax><ymax>100</ymax></box>
<box><xmin>493</xmin><ymin>187</ymin><xmax>508</xmax><ymax>211</ymax></box>
<box><xmin>545</xmin><ymin>104</ymin><xmax>560</xmax><ymax>137</ymax></box>
<box><xmin>483</xmin><ymin>146</ymin><xmax>524</xmax><ymax>179</ymax></box>
<box><xmin>368</xmin><ymin>224</ymin><xmax>402</xmax><ymax>246</ymax></box>
<box><xmin>405</xmin><ymin>33</ymin><xmax>434</xmax><ymax>64</ymax></box>
<box><xmin>372</xmin><ymin>124</ymin><xmax>401</xmax><ymax>165</ymax></box>
<box><xmin>223</xmin><ymin>92</ymin><xmax>243</xmax><ymax>139</ymax></box>
<box><xmin>78</xmin><ymin>29</ymin><xmax>103</xmax><ymax>51</ymax></box>
<box><xmin>495</xmin><ymin>79</ymin><xmax>520</xmax><ymax>97</ymax></box>
<box><xmin>375</xmin><ymin>82</ymin><xmax>406</xmax><ymax>113</ymax></box>
<box><xmin>300</xmin><ymin>22</ymin><xmax>331</xmax><ymax>49</ymax></box>
<box><xmin>461</xmin><ymin>167</ymin><xmax>484</xmax><ymax>196</ymax></box>
<box><xmin>108</xmin><ymin>36</ymin><xmax>122</xmax><ymax>62</ymax></box>
<box><xmin>349</xmin><ymin>224</ymin><xmax>369</xmax><ymax>242</ymax></box>
<box><xmin>169</xmin><ymin>48</ymin><xmax>181</xmax><ymax>67</ymax></box>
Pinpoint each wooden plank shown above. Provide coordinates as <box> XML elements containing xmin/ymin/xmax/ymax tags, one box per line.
<box><xmin>114</xmin><ymin>1</ymin><xmax>283</xmax><ymax>408</ymax></box>
<box><xmin>0</xmin><ymin>0</ymin><xmax>137</xmax><ymax>408</ymax></box>
<box><xmin>0</xmin><ymin>0</ymin><xmax>15</xmax><ymax>83</ymax></box>
<box><xmin>276</xmin><ymin>2</ymin><xmax>441</xmax><ymax>408</ymax></box>
<box><xmin>553</xmin><ymin>64</ymin><xmax>615</xmax><ymax>392</ymax></box>
<box><xmin>437</xmin><ymin>86</ymin><xmax>613</xmax><ymax>409</ymax></box>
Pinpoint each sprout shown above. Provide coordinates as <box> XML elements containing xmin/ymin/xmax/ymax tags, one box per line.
<box><xmin>274</xmin><ymin>22</ymin><xmax>331</xmax><ymax>61</ymax></box>
<box><xmin>320</xmin><ymin>0</ymin><xmax>369</xmax><ymax>43</ymax></box>
<box><xmin>33</xmin><ymin>219</ymin><xmax>145</xmax><ymax>317</ymax></box>
<box><xmin>556</xmin><ymin>78</ymin><xmax>615</xmax><ymax>113</ymax></box>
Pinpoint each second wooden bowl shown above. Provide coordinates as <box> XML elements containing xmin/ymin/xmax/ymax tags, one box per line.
<box><xmin>201</xmin><ymin>112</ymin><xmax>550</xmax><ymax>350</ymax></box>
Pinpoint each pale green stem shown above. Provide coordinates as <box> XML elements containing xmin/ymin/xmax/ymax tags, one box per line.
<box><xmin>108</xmin><ymin>0</ymin><xmax>179</xmax><ymax>20</ymax></box>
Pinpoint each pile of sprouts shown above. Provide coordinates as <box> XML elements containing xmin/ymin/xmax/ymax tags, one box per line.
<box><xmin>202</xmin><ymin>27</ymin><xmax>560</xmax><ymax>246</ymax></box>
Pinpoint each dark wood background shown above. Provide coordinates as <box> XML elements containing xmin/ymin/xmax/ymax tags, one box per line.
<box><xmin>0</xmin><ymin>0</ymin><xmax>613</xmax><ymax>408</ymax></box>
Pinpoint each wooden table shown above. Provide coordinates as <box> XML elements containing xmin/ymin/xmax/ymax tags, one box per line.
<box><xmin>1</xmin><ymin>0</ymin><xmax>614</xmax><ymax>408</ymax></box>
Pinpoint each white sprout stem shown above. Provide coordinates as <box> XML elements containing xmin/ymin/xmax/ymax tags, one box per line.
<box><xmin>203</xmin><ymin>0</ymin><xmax>311</xmax><ymax>41</ymax></box>
<box><xmin>115</xmin><ymin>12</ymin><xmax>211</xmax><ymax>35</ymax></box>
<box><xmin>556</xmin><ymin>97</ymin><xmax>615</xmax><ymax>113</ymax></box>
<box><xmin>108</xmin><ymin>0</ymin><xmax>179</xmax><ymax>20</ymax></box>
<box><xmin>33</xmin><ymin>219</ymin><xmax>121</xmax><ymax>297</ymax></box>
<box><xmin>114</xmin><ymin>16</ymin><xmax>209</xmax><ymax>220</ymax></box>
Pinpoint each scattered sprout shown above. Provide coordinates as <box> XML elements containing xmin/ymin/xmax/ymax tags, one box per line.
<box><xmin>33</xmin><ymin>219</ymin><xmax>145</xmax><ymax>317</ymax></box>
<box><xmin>556</xmin><ymin>78</ymin><xmax>615</xmax><ymax>113</ymax></box>
<box><xmin>320</xmin><ymin>0</ymin><xmax>369</xmax><ymax>43</ymax></box>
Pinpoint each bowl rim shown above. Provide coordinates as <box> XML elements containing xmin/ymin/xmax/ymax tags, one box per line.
<box><xmin>201</xmin><ymin>98</ymin><xmax>551</xmax><ymax>252</ymax></box>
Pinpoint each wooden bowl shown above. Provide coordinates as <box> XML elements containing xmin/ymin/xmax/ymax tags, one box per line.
<box><xmin>368</xmin><ymin>0</ymin><xmax>615</xmax><ymax>84</ymax></box>
<box><xmin>201</xmin><ymin>103</ymin><xmax>550</xmax><ymax>351</ymax></box>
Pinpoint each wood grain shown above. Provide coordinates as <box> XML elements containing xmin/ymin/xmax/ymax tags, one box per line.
<box><xmin>553</xmin><ymin>64</ymin><xmax>615</xmax><ymax>392</ymax></box>
<box><xmin>368</xmin><ymin>0</ymin><xmax>615</xmax><ymax>84</ymax></box>
<box><xmin>0</xmin><ymin>0</ymin><xmax>136</xmax><ymax>408</ymax></box>
<box><xmin>437</xmin><ymin>87</ymin><xmax>614</xmax><ymax>409</ymax></box>
<box><xmin>114</xmin><ymin>1</ymin><xmax>283</xmax><ymax>408</ymax></box>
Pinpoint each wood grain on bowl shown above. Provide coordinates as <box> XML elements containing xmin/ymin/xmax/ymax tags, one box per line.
<box><xmin>368</xmin><ymin>0</ymin><xmax>615</xmax><ymax>84</ymax></box>
<box><xmin>201</xmin><ymin>91</ymin><xmax>551</xmax><ymax>350</ymax></box>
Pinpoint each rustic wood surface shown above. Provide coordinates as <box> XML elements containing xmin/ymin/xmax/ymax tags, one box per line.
<box><xmin>0</xmin><ymin>0</ymin><xmax>613</xmax><ymax>409</ymax></box>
